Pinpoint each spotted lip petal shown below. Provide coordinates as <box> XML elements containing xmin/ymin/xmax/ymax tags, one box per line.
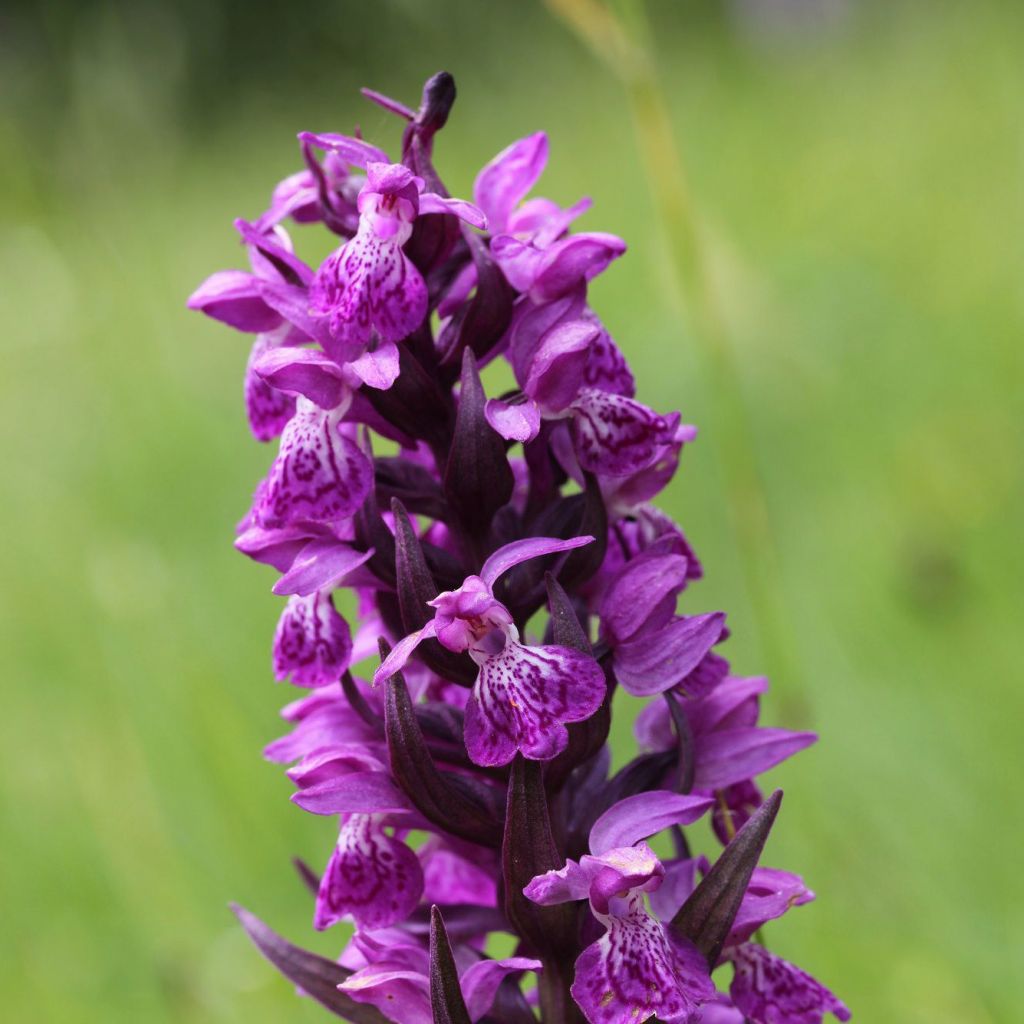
<box><xmin>255</xmin><ymin>399</ymin><xmax>373</xmax><ymax>529</ymax></box>
<box><xmin>313</xmin><ymin>814</ymin><xmax>424</xmax><ymax>931</ymax></box>
<box><xmin>309</xmin><ymin>229</ymin><xmax>429</xmax><ymax>357</ymax></box>
<box><xmin>245</xmin><ymin>336</ymin><xmax>297</xmax><ymax>441</ymax></box>
<box><xmin>729</xmin><ymin>943</ymin><xmax>850</xmax><ymax>1024</ymax></box>
<box><xmin>571</xmin><ymin>895</ymin><xmax>715</xmax><ymax>1024</ymax></box>
<box><xmin>570</xmin><ymin>389</ymin><xmax>682</xmax><ymax>478</ymax></box>
<box><xmin>272</xmin><ymin>590</ymin><xmax>352</xmax><ymax>687</ymax></box>
<box><xmin>463</xmin><ymin>641</ymin><xmax>606</xmax><ymax>767</ymax></box>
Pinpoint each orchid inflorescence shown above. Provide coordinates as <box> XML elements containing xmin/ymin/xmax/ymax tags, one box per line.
<box><xmin>189</xmin><ymin>72</ymin><xmax>848</xmax><ymax>1024</ymax></box>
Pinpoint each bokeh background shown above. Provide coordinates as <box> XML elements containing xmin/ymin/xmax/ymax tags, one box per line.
<box><xmin>2</xmin><ymin>0</ymin><xmax>1021</xmax><ymax>1021</ymax></box>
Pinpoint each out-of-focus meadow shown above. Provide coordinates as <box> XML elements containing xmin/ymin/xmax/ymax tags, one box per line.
<box><xmin>1</xmin><ymin>0</ymin><xmax>1020</xmax><ymax>1020</ymax></box>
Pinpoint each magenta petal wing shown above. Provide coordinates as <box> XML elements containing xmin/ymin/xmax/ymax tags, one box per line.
<box><xmin>613</xmin><ymin>612</ymin><xmax>726</xmax><ymax>697</ymax></box>
<box><xmin>694</xmin><ymin>727</ymin><xmax>817</xmax><ymax>790</ymax></box>
<box><xmin>589</xmin><ymin>792</ymin><xmax>714</xmax><ymax>855</ymax></box>
<box><xmin>187</xmin><ymin>269</ymin><xmax>283</xmax><ymax>332</ymax></box>
<box><xmin>313</xmin><ymin>815</ymin><xmax>424</xmax><ymax>931</ymax></box>
<box><xmin>255</xmin><ymin>401</ymin><xmax>373</xmax><ymax>528</ymax></box>
<box><xmin>272</xmin><ymin>541</ymin><xmax>374</xmax><ymax>597</ymax></box>
<box><xmin>479</xmin><ymin>535</ymin><xmax>594</xmax><ymax>587</ymax></box>
<box><xmin>464</xmin><ymin>642</ymin><xmax>605</xmax><ymax>767</ymax></box>
<box><xmin>484</xmin><ymin>397</ymin><xmax>542</xmax><ymax>443</ymax></box>
<box><xmin>474</xmin><ymin>131</ymin><xmax>548</xmax><ymax>232</ymax></box>
<box><xmin>251</xmin><ymin>345</ymin><xmax>349</xmax><ymax>410</ymax></box>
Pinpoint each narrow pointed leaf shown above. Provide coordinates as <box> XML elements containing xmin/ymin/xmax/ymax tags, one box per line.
<box><xmin>231</xmin><ymin>904</ymin><xmax>390</xmax><ymax>1024</ymax></box>
<box><xmin>559</xmin><ymin>472</ymin><xmax>607</xmax><ymax>589</ymax></box>
<box><xmin>430</xmin><ymin>906</ymin><xmax>473</xmax><ymax>1024</ymax></box>
<box><xmin>444</xmin><ymin>349</ymin><xmax>514</xmax><ymax>536</ymax></box>
<box><xmin>670</xmin><ymin>789</ymin><xmax>783</xmax><ymax>967</ymax></box>
<box><xmin>544</xmin><ymin>573</ymin><xmax>592</xmax><ymax>654</ymax></box>
<box><xmin>383</xmin><ymin>659</ymin><xmax>503</xmax><ymax>846</ymax></box>
<box><xmin>502</xmin><ymin>756</ymin><xmax>576</xmax><ymax>953</ymax></box>
<box><xmin>364</xmin><ymin>344</ymin><xmax>453</xmax><ymax>446</ymax></box>
<box><xmin>665</xmin><ymin>690</ymin><xmax>695</xmax><ymax>794</ymax></box>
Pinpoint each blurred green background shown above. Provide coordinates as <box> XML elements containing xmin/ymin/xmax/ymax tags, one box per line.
<box><xmin>1</xmin><ymin>0</ymin><xmax>1021</xmax><ymax>1021</ymax></box>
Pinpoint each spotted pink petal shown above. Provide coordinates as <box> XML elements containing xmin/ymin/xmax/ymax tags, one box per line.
<box><xmin>313</xmin><ymin>815</ymin><xmax>424</xmax><ymax>931</ymax></box>
<box><xmin>571</xmin><ymin>897</ymin><xmax>715</xmax><ymax>1024</ymax></box>
<box><xmin>570</xmin><ymin>389</ymin><xmax>681</xmax><ymax>478</ymax></box>
<box><xmin>464</xmin><ymin>641</ymin><xmax>606</xmax><ymax>767</ymax></box>
<box><xmin>255</xmin><ymin>399</ymin><xmax>373</xmax><ymax>528</ymax></box>
<box><xmin>245</xmin><ymin>336</ymin><xmax>296</xmax><ymax>441</ymax></box>
<box><xmin>729</xmin><ymin>943</ymin><xmax>850</xmax><ymax>1024</ymax></box>
<box><xmin>272</xmin><ymin>590</ymin><xmax>352</xmax><ymax>687</ymax></box>
<box><xmin>310</xmin><ymin>230</ymin><xmax>428</xmax><ymax>356</ymax></box>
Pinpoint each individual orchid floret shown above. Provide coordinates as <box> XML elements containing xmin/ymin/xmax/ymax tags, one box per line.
<box><xmin>375</xmin><ymin>536</ymin><xmax>606</xmax><ymax>767</ymax></box>
<box><xmin>338</xmin><ymin>925</ymin><xmax>540</xmax><ymax>1024</ymax></box>
<box><xmin>303</xmin><ymin>147</ymin><xmax>486</xmax><ymax>360</ymax></box>
<box><xmin>525</xmin><ymin>791</ymin><xmax>716</xmax><ymax>1024</ymax></box>
<box><xmin>272</xmin><ymin>589</ymin><xmax>352</xmax><ymax>687</ymax></box>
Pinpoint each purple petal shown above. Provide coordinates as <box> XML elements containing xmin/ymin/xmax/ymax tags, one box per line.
<box><xmin>473</xmin><ymin>132</ymin><xmax>548</xmax><ymax>233</ymax></box>
<box><xmin>298</xmin><ymin>130</ymin><xmax>390</xmax><ymax>168</ymax></box>
<box><xmin>273</xmin><ymin>541</ymin><xmax>374</xmax><ymax>596</ymax></box>
<box><xmin>245</xmin><ymin>336</ymin><xmax>296</xmax><ymax>441</ymax></box>
<box><xmin>694</xmin><ymin>728</ymin><xmax>818</xmax><ymax>790</ymax></box>
<box><xmin>589</xmin><ymin>792</ymin><xmax>713</xmax><ymax>855</ymax></box>
<box><xmin>418</xmin><ymin>192</ymin><xmax>488</xmax><ymax>229</ymax></box>
<box><xmin>273</xmin><ymin>591</ymin><xmax>352</xmax><ymax>687</ymax></box>
<box><xmin>529</xmin><ymin>232</ymin><xmax>627</xmax><ymax>302</ymax></box>
<box><xmin>600</xmin><ymin>550</ymin><xmax>691</xmax><ymax>644</ymax></box>
<box><xmin>489</xmin><ymin>234</ymin><xmax>546</xmax><ymax>293</ymax></box>
<box><xmin>255</xmin><ymin>400</ymin><xmax>373</xmax><ymax>528</ymax></box>
<box><xmin>584</xmin><ymin>324</ymin><xmax>635</xmax><ymax>398</ymax></box>
<box><xmin>340</xmin><ymin>968</ymin><xmax>431</xmax><ymax>1024</ymax></box>
<box><xmin>292</xmin><ymin>770</ymin><xmax>411</xmax><ymax>815</ymax></box>
<box><xmin>686</xmin><ymin>674</ymin><xmax>767</xmax><ymax>735</ymax></box>
<box><xmin>461</xmin><ymin>957</ymin><xmax>542</xmax><ymax>1021</ymax></box>
<box><xmin>314</xmin><ymin>815</ymin><xmax>424</xmax><ymax>931</ymax></box>
<box><xmin>729</xmin><ymin>943</ymin><xmax>850</xmax><ymax>1024</ymax></box>
<box><xmin>570</xmin><ymin>389</ymin><xmax>681</xmax><ymax>478</ymax></box>
<box><xmin>252</xmin><ymin>345</ymin><xmax>349</xmax><ymax>410</ymax></box>
<box><xmin>523</xmin><ymin>858</ymin><xmax>593</xmax><ymax>907</ymax></box>
<box><xmin>479</xmin><ymin>535</ymin><xmax>595</xmax><ymax>587</ymax></box>
<box><xmin>525</xmin><ymin>319</ymin><xmax>598</xmax><ymax>412</ymax></box>
<box><xmin>348</xmin><ymin>339</ymin><xmax>401</xmax><ymax>390</ymax></box>
<box><xmin>484</xmin><ymin>397</ymin><xmax>542</xmax><ymax>443</ymax></box>
<box><xmin>613</xmin><ymin>613</ymin><xmax>726</xmax><ymax>697</ymax></box>
<box><xmin>234</xmin><ymin>218</ymin><xmax>314</xmax><ymax>286</ymax></box>
<box><xmin>571</xmin><ymin>902</ymin><xmax>714</xmax><ymax>1024</ymax></box>
<box><xmin>647</xmin><ymin>857</ymin><xmax>702</xmax><ymax>924</ymax></box>
<box><xmin>464</xmin><ymin>642</ymin><xmax>606</xmax><ymax>767</ymax></box>
<box><xmin>728</xmin><ymin>867</ymin><xmax>815</xmax><ymax>945</ymax></box>
<box><xmin>373</xmin><ymin>621</ymin><xmax>439</xmax><ymax>686</ymax></box>
<box><xmin>187</xmin><ymin>270</ymin><xmax>282</xmax><ymax>332</ymax></box>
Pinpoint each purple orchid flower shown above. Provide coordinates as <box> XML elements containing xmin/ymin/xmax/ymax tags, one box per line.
<box><xmin>375</xmin><ymin>536</ymin><xmax>606</xmax><ymax>766</ymax></box>
<box><xmin>525</xmin><ymin>791</ymin><xmax>716</xmax><ymax>1024</ymax></box>
<box><xmin>301</xmin><ymin>137</ymin><xmax>486</xmax><ymax>360</ymax></box>
<box><xmin>189</xmin><ymin>73</ymin><xmax>847</xmax><ymax>1024</ymax></box>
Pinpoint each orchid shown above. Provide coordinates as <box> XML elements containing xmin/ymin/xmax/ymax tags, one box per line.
<box><xmin>190</xmin><ymin>73</ymin><xmax>847</xmax><ymax>1024</ymax></box>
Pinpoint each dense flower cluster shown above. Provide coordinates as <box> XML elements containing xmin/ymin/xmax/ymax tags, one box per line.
<box><xmin>189</xmin><ymin>73</ymin><xmax>848</xmax><ymax>1024</ymax></box>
